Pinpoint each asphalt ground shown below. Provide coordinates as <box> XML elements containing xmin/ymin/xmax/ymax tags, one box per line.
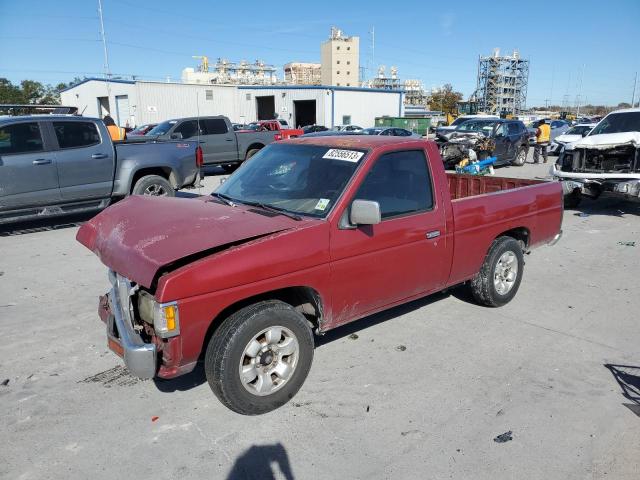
<box><xmin>1</xmin><ymin>151</ymin><xmax>639</xmax><ymax>480</ymax></box>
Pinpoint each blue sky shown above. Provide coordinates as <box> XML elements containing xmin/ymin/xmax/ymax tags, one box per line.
<box><xmin>1</xmin><ymin>0</ymin><xmax>639</xmax><ymax>106</ymax></box>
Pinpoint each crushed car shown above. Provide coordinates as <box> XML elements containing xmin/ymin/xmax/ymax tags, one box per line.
<box><xmin>552</xmin><ymin>108</ymin><xmax>640</xmax><ymax>207</ymax></box>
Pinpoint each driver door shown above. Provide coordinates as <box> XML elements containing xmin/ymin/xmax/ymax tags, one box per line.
<box><xmin>492</xmin><ymin>123</ymin><xmax>509</xmax><ymax>163</ymax></box>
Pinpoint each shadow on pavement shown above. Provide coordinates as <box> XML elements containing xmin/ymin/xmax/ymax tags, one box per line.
<box><xmin>604</xmin><ymin>364</ymin><xmax>640</xmax><ymax>418</ymax></box>
<box><xmin>225</xmin><ymin>443</ymin><xmax>294</xmax><ymax>480</ymax></box>
<box><xmin>569</xmin><ymin>195</ymin><xmax>640</xmax><ymax>218</ymax></box>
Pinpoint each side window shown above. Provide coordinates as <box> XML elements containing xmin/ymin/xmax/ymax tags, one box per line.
<box><xmin>0</xmin><ymin>122</ymin><xmax>44</xmax><ymax>154</ymax></box>
<box><xmin>495</xmin><ymin>124</ymin><xmax>507</xmax><ymax>137</ymax></box>
<box><xmin>507</xmin><ymin>123</ymin><xmax>520</xmax><ymax>135</ymax></box>
<box><xmin>174</xmin><ymin>120</ymin><xmax>198</xmax><ymax>139</ymax></box>
<box><xmin>200</xmin><ymin>118</ymin><xmax>228</xmax><ymax>135</ymax></box>
<box><xmin>354</xmin><ymin>150</ymin><xmax>433</xmax><ymax>219</ymax></box>
<box><xmin>53</xmin><ymin>122</ymin><xmax>100</xmax><ymax>149</ymax></box>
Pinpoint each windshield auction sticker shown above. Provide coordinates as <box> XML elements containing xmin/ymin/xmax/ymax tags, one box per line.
<box><xmin>323</xmin><ymin>149</ymin><xmax>364</xmax><ymax>162</ymax></box>
<box><xmin>315</xmin><ymin>198</ymin><xmax>330</xmax><ymax>211</ymax></box>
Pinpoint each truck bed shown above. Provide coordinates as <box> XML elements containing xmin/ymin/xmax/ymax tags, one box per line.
<box><xmin>446</xmin><ymin>173</ymin><xmax>543</xmax><ymax>200</ymax></box>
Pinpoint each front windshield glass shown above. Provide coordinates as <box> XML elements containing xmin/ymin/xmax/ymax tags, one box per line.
<box><xmin>147</xmin><ymin>120</ymin><xmax>176</xmax><ymax>136</ymax></box>
<box><xmin>362</xmin><ymin>128</ymin><xmax>383</xmax><ymax>135</ymax></box>
<box><xmin>590</xmin><ymin>112</ymin><xmax>640</xmax><ymax>135</ymax></box>
<box><xmin>457</xmin><ymin>120</ymin><xmax>498</xmax><ymax>134</ymax></box>
<box><xmin>215</xmin><ymin>143</ymin><xmax>365</xmax><ymax>218</ymax></box>
<box><xmin>450</xmin><ymin>117</ymin><xmax>468</xmax><ymax>126</ymax></box>
<box><xmin>566</xmin><ymin>125</ymin><xmax>592</xmax><ymax>136</ymax></box>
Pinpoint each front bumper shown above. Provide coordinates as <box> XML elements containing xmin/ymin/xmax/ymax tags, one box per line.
<box><xmin>550</xmin><ymin>164</ymin><xmax>640</xmax><ymax>199</ymax></box>
<box><xmin>99</xmin><ymin>288</ymin><xmax>157</xmax><ymax>379</ymax></box>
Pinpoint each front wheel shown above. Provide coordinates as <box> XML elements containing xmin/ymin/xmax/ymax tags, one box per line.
<box><xmin>470</xmin><ymin>236</ymin><xmax>524</xmax><ymax>307</ymax></box>
<box><xmin>512</xmin><ymin>147</ymin><xmax>527</xmax><ymax>166</ymax></box>
<box><xmin>204</xmin><ymin>300</ymin><xmax>314</xmax><ymax>415</ymax></box>
<box><xmin>131</xmin><ymin>175</ymin><xmax>174</xmax><ymax>197</ymax></box>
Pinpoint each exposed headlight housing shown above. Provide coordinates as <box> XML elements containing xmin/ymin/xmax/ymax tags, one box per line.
<box><xmin>137</xmin><ymin>290</ymin><xmax>180</xmax><ymax>338</ymax></box>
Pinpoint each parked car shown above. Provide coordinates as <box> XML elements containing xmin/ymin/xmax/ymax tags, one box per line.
<box><xmin>439</xmin><ymin>118</ymin><xmax>530</xmax><ymax>167</ymax></box>
<box><xmin>548</xmin><ymin>123</ymin><xmax>597</xmax><ymax>155</ymax></box>
<box><xmin>301</xmin><ymin>130</ymin><xmax>363</xmax><ymax>137</ymax></box>
<box><xmin>527</xmin><ymin>119</ymin><xmax>570</xmax><ymax>145</ymax></box>
<box><xmin>552</xmin><ymin>108</ymin><xmax>640</xmax><ymax>206</ymax></box>
<box><xmin>127</xmin><ymin>123</ymin><xmax>157</xmax><ymax>136</ymax></box>
<box><xmin>435</xmin><ymin>114</ymin><xmax>499</xmax><ymax>139</ymax></box>
<box><xmin>361</xmin><ymin>127</ymin><xmax>419</xmax><ymax>137</ymax></box>
<box><xmin>146</xmin><ymin>116</ymin><xmax>278</xmax><ymax>171</ymax></box>
<box><xmin>0</xmin><ymin>115</ymin><xmax>201</xmax><ymax>224</ymax></box>
<box><xmin>77</xmin><ymin>135</ymin><xmax>563</xmax><ymax>415</ymax></box>
<box><xmin>302</xmin><ymin>125</ymin><xmax>328</xmax><ymax>134</ymax></box>
<box><xmin>241</xmin><ymin>120</ymin><xmax>304</xmax><ymax>140</ymax></box>
<box><xmin>332</xmin><ymin>125</ymin><xmax>363</xmax><ymax>132</ymax></box>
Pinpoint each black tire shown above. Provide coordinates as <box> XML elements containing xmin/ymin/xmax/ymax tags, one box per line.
<box><xmin>131</xmin><ymin>175</ymin><xmax>174</xmax><ymax>197</ymax></box>
<box><xmin>564</xmin><ymin>190</ymin><xmax>582</xmax><ymax>208</ymax></box>
<box><xmin>512</xmin><ymin>147</ymin><xmax>527</xmax><ymax>166</ymax></box>
<box><xmin>245</xmin><ymin>148</ymin><xmax>260</xmax><ymax>160</ymax></box>
<box><xmin>204</xmin><ymin>300</ymin><xmax>314</xmax><ymax>415</ymax></box>
<box><xmin>470</xmin><ymin>236</ymin><xmax>524</xmax><ymax>307</ymax></box>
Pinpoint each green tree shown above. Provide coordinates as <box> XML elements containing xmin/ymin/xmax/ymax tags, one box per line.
<box><xmin>427</xmin><ymin>84</ymin><xmax>463</xmax><ymax>114</ymax></box>
<box><xmin>0</xmin><ymin>78</ymin><xmax>24</xmax><ymax>103</ymax></box>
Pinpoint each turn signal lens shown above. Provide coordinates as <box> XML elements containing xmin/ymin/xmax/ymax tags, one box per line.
<box><xmin>153</xmin><ymin>301</ymin><xmax>180</xmax><ymax>338</ymax></box>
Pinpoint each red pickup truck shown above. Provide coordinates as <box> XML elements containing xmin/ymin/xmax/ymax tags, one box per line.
<box><xmin>240</xmin><ymin>120</ymin><xmax>304</xmax><ymax>140</ymax></box>
<box><xmin>77</xmin><ymin>136</ymin><xmax>563</xmax><ymax>415</ymax></box>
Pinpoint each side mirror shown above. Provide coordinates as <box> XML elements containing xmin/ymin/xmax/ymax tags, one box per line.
<box><xmin>350</xmin><ymin>199</ymin><xmax>381</xmax><ymax>225</ymax></box>
<box><xmin>170</xmin><ymin>132</ymin><xmax>183</xmax><ymax>140</ymax></box>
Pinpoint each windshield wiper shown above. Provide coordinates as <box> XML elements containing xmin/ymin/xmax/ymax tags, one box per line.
<box><xmin>210</xmin><ymin>192</ymin><xmax>236</xmax><ymax>207</ymax></box>
<box><xmin>240</xmin><ymin>200</ymin><xmax>302</xmax><ymax>221</ymax></box>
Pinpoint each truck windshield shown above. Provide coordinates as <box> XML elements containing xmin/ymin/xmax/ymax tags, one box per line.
<box><xmin>147</xmin><ymin>120</ymin><xmax>177</xmax><ymax>136</ymax></box>
<box><xmin>590</xmin><ymin>112</ymin><xmax>640</xmax><ymax>135</ymax></box>
<box><xmin>215</xmin><ymin>143</ymin><xmax>366</xmax><ymax>218</ymax></box>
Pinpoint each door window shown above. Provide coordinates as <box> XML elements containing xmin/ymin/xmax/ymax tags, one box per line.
<box><xmin>53</xmin><ymin>122</ymin><xmax>100</xmax><ymax>149</ymax></box>
<box><xmin>507</xmin><ymin>123</ymin><xmax>520</xmax><ymax>135</ymax></box>
<box><xmin>354</xmin><ymin>150</ymin><xmax>433</xmax><ymax>219</ymax></box>
<box><xmin>495</xmin><ymin>124</ymin><xmax>507</xmax><ymax>137</ymax></box>
<box><xmin>200</xmin><ymin>118</ymin><xmax>228</xmax><ymax>135</ymax></box>
<box><xmin>174</xmin><ymin>120</ymin><xmax>198</xmax><ymax>139</ymax></box>
<box><xmin>0</xmin><ymin>122</ymin><xmax>44</xmax><ymax>154</ymax></box>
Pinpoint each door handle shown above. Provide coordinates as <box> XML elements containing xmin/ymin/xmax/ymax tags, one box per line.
<box><xmin>224</xmin><ymin>138</ymin><xmax>233</xmax><ymax>142</ymax></box>
<box><xmin>92</xmin><ymin>153</ymin><xmax>108</xmax><ymax>159</ymax></box>
<box><xmin>426</xmin><ymin>230</ymin><xmax>440</xmax><ymax>239</ymax></box>
<box><xmin>32</xmin><ymin>159</ymin><xmax>52</xmax><ymax>165</ymax></box>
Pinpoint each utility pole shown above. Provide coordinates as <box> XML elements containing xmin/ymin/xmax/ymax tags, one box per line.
<box><xmin>576</xmin><ymin>64</ymin><xmax>585</xmax><ymax>117</ymax></box>
<box><xmin>97</xmin><ymin>0</ymin><xmax>111</xmax><ymax>113</ymax></box>
<box><xmin>370</xmin><ymin>26</ymin><xmax>375</xmax><ymax>79</ymax></box>
<box><xmin>632</xmin><ymin>72</ymin><xmax>638</xmax><ymax>108</ymax></box>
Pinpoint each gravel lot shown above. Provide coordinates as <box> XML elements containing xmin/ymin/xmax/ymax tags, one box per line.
<box><xmin>1</xmin><ymin>154</ymin><xmax>639</xmax><ymax>480</ymax></box>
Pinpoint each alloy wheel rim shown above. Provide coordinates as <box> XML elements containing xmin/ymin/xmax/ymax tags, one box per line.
<box><xmin>239</xmin><ymin>326</ymin><xmax>299</xmax><ymax>396</ymax></box>
<box><xmin>494</xmin><ymin>251</ymin><xmax>518</xmax><ymax>295</ymax></box>
<box><xmin>144</xmin><ymin>184</ymin><xmax>167</xmax><ymax>196</ymax></box>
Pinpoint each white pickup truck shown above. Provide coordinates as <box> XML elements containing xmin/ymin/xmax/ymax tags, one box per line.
<box><xmin>552</xmin><ymin>108</ymin><xmax>640</xmax><ymax>207</ymax></box>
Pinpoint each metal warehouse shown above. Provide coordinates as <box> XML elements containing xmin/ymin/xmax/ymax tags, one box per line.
<box><xmin>60</xmin><ymin>79</ymin><xmax>404</xmax><ymax>129</ymax></box>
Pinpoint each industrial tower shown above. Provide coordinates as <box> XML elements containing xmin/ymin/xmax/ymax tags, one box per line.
<box><xmin>475</xmin><ymin>49</ymin><xmax>529</xmax><ymax>115</ymax></box>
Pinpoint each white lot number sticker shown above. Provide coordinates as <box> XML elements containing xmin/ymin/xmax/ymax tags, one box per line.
<box><xmin>323</xmin><ymin>149</ymin><xmax>364</xmax><ymax>162</ymax></box>
<box><xmin>315</xmin><ymin>198</ymin><xmax>330</xmax><ymax>211</ymax></box>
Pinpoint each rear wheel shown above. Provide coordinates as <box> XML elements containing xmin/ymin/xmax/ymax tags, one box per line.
<box><xmin>470</xmin><ymin>236</ymin><xmax>524</xmax><ymax>307</ymax></box>
<box><xmin>131</xmin><ymin>175</ymin><xmax>174</xmax><ymax>197</ymax></box>
<box><xmin>512</xmin><ymin>147</ymin><xmax>527</xmax><ymax>166</ymax></box>
<box><xmin>245</xmin><ymin>148</ymin><xmax>261</xmax><ymax>160</ymax></box>
<box><xmin>204</xmin><ymin>300</ymin><xmax>314</xmax><ymax>415</ymax></box>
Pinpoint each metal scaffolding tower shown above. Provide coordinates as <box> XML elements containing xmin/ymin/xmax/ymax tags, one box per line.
<box><xmin>475</xmin><ymin>49</ymin><xmax>529</xmax><ymax>115</ymax></box>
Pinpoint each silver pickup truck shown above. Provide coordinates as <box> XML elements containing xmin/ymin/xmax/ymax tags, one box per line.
<box><xmin>0</xmin><ymin>115</ymin><xmax>200</xmax><ymax>225</ymax></box>
<box><xmin>145</xmin><ymin>115</ymin><xmax>278</xmax><ymax>171</ymax></box>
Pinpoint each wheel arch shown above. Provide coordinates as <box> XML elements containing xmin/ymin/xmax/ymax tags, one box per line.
<box><xmin>496</xmin><ymin>226</ymin><xmax>530</xmax><ymax>251</ymax></box>
<box><xmin>130</xmin><ymin>167</ymin><xmax>177</xmax><ymax>192</ymax></box>
<box><xmin>199</xmin><ymin>286</ymin><xmax>324</xmax><ymax>360</ymax></box>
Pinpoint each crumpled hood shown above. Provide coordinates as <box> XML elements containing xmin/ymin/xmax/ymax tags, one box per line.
<box><xmin>76</xmin><ymin>195</ymin><xmax>300</xmax><ymax>288</ymax></box>
<box><xmin>554</xmin><ymin>134</ymin><xmax>582</xmax><ymax>144</ymax></box>
<box><xmin>569</xmin><ymin>132</ymin><xmax>640</xmax><ymax>150</ymax></box>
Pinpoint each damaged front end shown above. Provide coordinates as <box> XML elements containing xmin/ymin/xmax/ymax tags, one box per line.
<box><xmin>553</xmin><ymin>139</ymin><xmax>640</xmax><ymax>201</ymax></box>
<box><xmin>439</xmin><ymin>132</ymin><xmax>496</xmax><ymax>169</ymax></box>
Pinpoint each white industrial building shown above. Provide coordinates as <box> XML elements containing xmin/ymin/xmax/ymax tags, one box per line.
<box><xmin>60</xmin><ymin>78</ymin><xmax>403</xmax><ymax>129</ymax></box>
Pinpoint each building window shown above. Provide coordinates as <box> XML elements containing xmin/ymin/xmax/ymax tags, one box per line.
<box><xmin>347</xmin><ymin>71</ymin><xmax>350</xmax><ymax>75</ymax></box>
<box><xmin>205</xmin><ymin>89</ymin><xmax>213</xmax><ymax>101</ymax></box>
<box><xmin>347</xmin><ymin>83</ymin><xmax>350</xmax><ymax>86</ymax></box>
<box><xmin>337</xmin><ymin>71</ymin><xmax>340</xmax><ymax>75</ymax></box>
<box><xmin>347</xmin><ymin>61</ymin><xmax>350</xmax><ymax>65</ymax></box>
<box><xmin>337</xmin><ymin>60</ymin><xmax>340</xmax><ymax>64</ymax></box>
<box><xmin>245</xmin><ymin>93</ymin><xmax>251</xmax><ymax>101</ymax></box>
<box><xmin>347</xmin><ymin>46</ymin><xmax>351</xmax><ymax>50</ymax></box>
<box><xmin>336</xmin><ymin>83</ymin><xmax>340</xmax><ymax>86</ymax></box>
<box><xmin>336</xmin><ymin>46</ymin><xmax>340</xmax><ymax>50</ymax></box>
